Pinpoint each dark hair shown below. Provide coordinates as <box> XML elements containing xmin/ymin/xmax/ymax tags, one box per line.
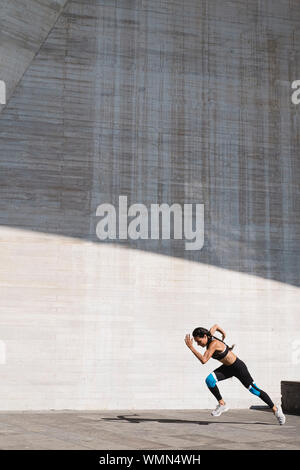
<box><xmin>192</xmin><ymin>327</ymin><xmax>212</xmax><ymax>339</ymax></box>
<box><xmin>192</xmin><ymin>326</ymin><xmax>235</xmax><ymax>351</ymax></box>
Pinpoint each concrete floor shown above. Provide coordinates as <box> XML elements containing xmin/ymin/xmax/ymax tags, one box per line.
<box><xmin>0</xmin><ymin>409</ymin><xmax>299</xmax><ymax>450</ymax></box>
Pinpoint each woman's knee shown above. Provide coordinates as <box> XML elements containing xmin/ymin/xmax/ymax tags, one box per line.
<box><xmin>205</xmin><ymin>373</ymin><xmax>217</xmax><ymax>389</ymax></box>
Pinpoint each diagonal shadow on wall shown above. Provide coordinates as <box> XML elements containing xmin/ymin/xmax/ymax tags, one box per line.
<box><xmin>0</xmin><ymin>0</ymin><xmax>69</xmax><ymax>115</ymax></box>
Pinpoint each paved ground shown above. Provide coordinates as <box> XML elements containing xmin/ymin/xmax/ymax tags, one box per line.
<box><xmin>0</xmin><ymin>409</ymin><xmax>299</xmax><ymax>450</ymax></box>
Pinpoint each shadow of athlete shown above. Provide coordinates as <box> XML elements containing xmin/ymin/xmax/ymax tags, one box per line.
<box><xmin>101</xmin><ymin>414</ymin><xmax>272</xmax><ymax>426</ymax></box>
<box><xmin>184</xmin><ymin>325</ymin><xmax>286</xmax><ymax>425</ymax></box>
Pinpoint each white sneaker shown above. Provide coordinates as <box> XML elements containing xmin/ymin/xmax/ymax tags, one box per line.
<box><xmin>275</xmin><ymin>405</ymin><xmax>286</xmax><ymax>425</ymax></box>
<box><xmin>211</xmin><ymin>403</ymin><xmax>229</xmax><ymax>417</ymax></box>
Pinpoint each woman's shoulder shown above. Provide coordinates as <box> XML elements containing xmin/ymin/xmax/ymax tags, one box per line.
<box><xmin>211</xmin><ymin>337</ymin><xmax>226</xmax><ymax>349</ymax></box>
<box><xmin>207</xmin><ymin>337</ymin><xmax>223</xmax><ymax>348</ymax></box>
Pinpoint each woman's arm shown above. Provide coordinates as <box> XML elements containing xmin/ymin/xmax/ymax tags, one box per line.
<box><xmin>184</xmin><ymin>334</ymin><xmax>218</xmax><ymax>364</ymax></box>
<box><xmin>209</xmin><ymin>324</ymin><xmax>226</xmax><ymax>341</ymax></box>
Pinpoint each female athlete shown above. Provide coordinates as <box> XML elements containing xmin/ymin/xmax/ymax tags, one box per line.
<box><xmin>184</xmin><ymin>325</ymin><xmax>285</xmax><ymax>425</ymax></box>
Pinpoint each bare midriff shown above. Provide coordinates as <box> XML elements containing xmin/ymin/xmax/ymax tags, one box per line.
<box><xmin>219</xmin><ymin>350</ymin><xmax>237</xmax><ymax>366</ymax></box>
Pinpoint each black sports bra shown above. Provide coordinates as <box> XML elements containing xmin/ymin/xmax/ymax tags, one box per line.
<box><xmin>207</xmin><ymin>336</ymin><xmax>230</xmax><ymax>360</ymax></box>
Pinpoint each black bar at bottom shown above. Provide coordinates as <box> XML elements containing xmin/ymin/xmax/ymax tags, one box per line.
<box><xmin>0</xmin><ymin>449</ymin><xmax>298</xmax><ymax>467</ymax></box>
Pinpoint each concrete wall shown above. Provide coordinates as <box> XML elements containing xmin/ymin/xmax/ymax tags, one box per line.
<box><xmin>0</xmin><ymin>0</ymin><xmax>299</xmax><ymax>410</ymax></box>
<box><xmin>0</xmin><ymin>0</ymin><xmax>68</xmax><ymax>114</ymax></box>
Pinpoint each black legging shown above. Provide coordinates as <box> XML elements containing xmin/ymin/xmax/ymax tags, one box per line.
<box><xmin>205</xmin><ymin>357</ymin><xmax>274</xmax><ymax>408</ymax></box>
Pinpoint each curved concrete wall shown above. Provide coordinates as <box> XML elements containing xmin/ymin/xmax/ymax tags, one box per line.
<box><xmin>0</xmin><ymin>0</ymin><xmax>299</xmax><ymax>410</ymax></box>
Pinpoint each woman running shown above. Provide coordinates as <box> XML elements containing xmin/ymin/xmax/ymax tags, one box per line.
<box><xmin>184</xmin><ymin>325</ymin><xmax>285</xmax><ymax>425</ymax></box>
